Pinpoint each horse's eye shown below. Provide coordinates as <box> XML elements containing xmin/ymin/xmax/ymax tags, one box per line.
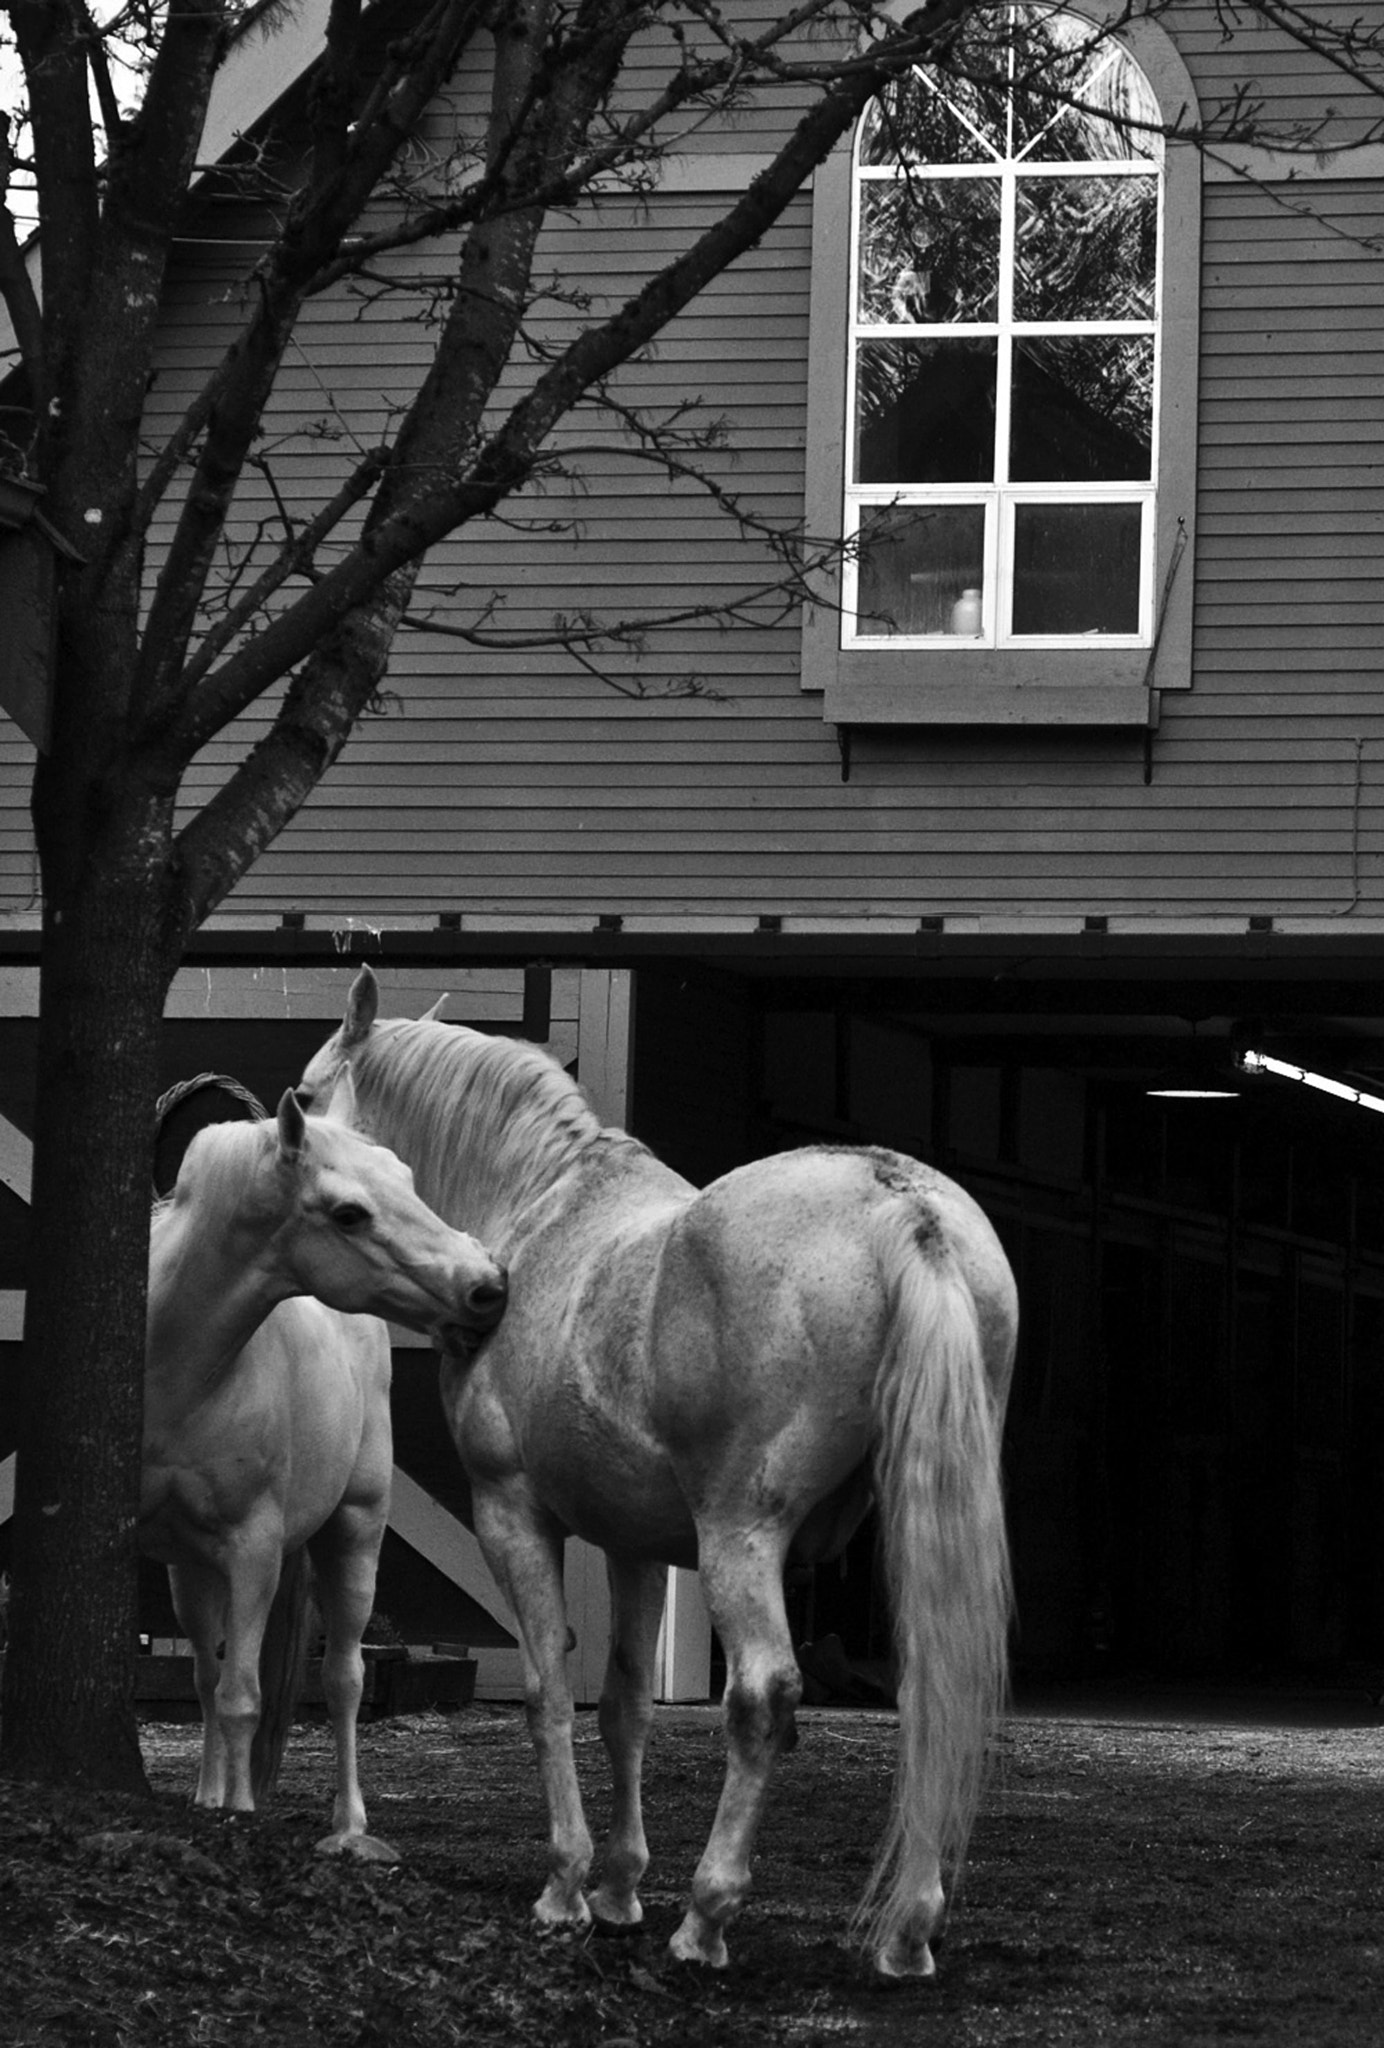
<box><xmin>332</xmin><ymin>1203</ymin><xmax>371</xmax><ymax>1231</ymax></box>
<box><xmin>295</xmin><ymin>1086</ymin><xmax>317</xmax><ymax>1109</ymax></box>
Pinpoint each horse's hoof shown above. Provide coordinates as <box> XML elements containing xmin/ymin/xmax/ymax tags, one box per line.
<box><xmin>316</xmin><ymin>1830</ymin><xmax>402</xmax><ymax>1864</ymax></box>
<box><xmin>590</xmin><ymin>1909</ymin><xmax>645</xmax><ymax>1939</ymax></box>
<box><xmin>532</xmin><ymin>1892</ymin><xmax>593</xmax><ymax>1935</ymax></box>
<box><xmin>668</xmin><ymin>1918</ymin><xmax>730</xmax><ymax>1969</ymax></box>
<box><xmin>872</xmin><ymin>1938</ymin><xmax>937</xmax><ymax>1982</ymax></box>
<box><xmin>587</xmin><ymin>1885</ymin><xmax>644</xmax><ymax>1933</ymax></box>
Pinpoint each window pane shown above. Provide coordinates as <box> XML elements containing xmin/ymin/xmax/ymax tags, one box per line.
<box><xmin>856</xmin><ymin>504</ymin><xmax>986</xmax><ymax>637</ymax></box>
<box><xmin>1015</xmin><ymin>174</ymin><xmax>1157</xmax><ymax>321</ymax></box>
<box><xmin>857</xmin><ymin>177</ymin><xmax>1001</xmax><ymax>325</ymax></box>
<box><xmin>855</xmin><ymin>339</ymin><xmax>998</xmax><ymax>484</ymax></box>
<box><xmin>860</xmin><ymin>69</ymin><xmax>1005</xmax><ymax>168</ymax></box>
<box><xmin>1010</xmin><ymin>335</ymin><xmax>1153</xmax><ymax>482</ymax></box>
<box><xmin>1011</xmin><ymin>502</ymin><xmax>1142</xmax><ymax>634</ymax></box>
<box><xmin>1017</xmin><ymin>39</ymin><xmax>1164</xmax><ymax>163</ymax></box>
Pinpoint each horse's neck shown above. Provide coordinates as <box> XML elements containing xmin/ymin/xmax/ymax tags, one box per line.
<box><xmin>146</xmin><ymin>1197</ymin><xmax>285</xmax><ymax>1408</ymax></box>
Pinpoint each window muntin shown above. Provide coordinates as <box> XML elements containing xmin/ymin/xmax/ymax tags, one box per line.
<box><xmin>843</xmin><ymin>7</ymin><xmax>1164</xmax><ymax>651</ymax></box>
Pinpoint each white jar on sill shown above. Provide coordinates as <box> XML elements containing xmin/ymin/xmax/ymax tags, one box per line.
<box><xmin>950</xmin><ymin>587</ymin><xmax>983</xmax><ymax>636</ymax></box>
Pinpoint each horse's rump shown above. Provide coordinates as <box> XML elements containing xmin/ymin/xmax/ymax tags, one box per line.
<box><xmin>646</xmin><ymin>1143</ymin><xmax>1012</xmax><ymax>1476</ymax></box>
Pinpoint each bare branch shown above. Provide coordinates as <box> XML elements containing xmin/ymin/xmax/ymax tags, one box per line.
<box><xmin>73</xmin><ymin>0</ymin><xmax>126</xmax><ymax>147</ymax></box>
<box><xmin>128</xmin><ymin>0</ymin><xmax>491</xmax><ymax>725</ymax></box>
<box><xmin>171</xmin><ymin>443</ymin><xmax>391</xmax><ymax>690</ymax></box>
<box><xmin>141</xmin><ymin>0</ymin><xmax>969</xmax><ymax>767</ymax></box>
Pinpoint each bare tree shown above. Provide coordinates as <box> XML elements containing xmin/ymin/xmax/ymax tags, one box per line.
<box><xmin>0</xmin><ymin>0</ymin><xmax>1380</xmax><ymax>1790</ymax></box>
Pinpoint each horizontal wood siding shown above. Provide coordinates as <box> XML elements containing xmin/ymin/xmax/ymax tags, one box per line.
<box><xmin>1171</xmin><ymin>0</ymin><xmax>1383</xmax><ymax>152</ymax></box>
<box><xmin>195</xmin><ymin>177</ymin><xmax>1383</xmax><ymax>925</ymax></box>
<box><xmin>2</xmin><ymin>14</ymin><xmax>1382</xmax><ymax>930</ymax></box>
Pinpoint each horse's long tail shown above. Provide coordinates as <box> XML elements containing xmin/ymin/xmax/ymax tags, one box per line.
<box><xmin>854</xmin><ymin>1233</ymin><xmax>1012</xmax><ymax>1966</ymax></box>
<box><xmin>250</xmin><ymin>1547</ymin><xmax>315</xmax><ymax>1805</ymax></box>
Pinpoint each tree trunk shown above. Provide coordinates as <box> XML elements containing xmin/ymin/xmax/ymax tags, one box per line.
<box><xmin>0</xmin><ymin>758</ymin><xmax>180</xmax><ymax>1791</ymax></box>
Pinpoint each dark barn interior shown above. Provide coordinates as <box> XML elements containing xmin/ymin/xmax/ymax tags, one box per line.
<box><xmin>631</xmin><ymin>957</ymin><xmax>1384</xmax><ymax>1689</ymax></box>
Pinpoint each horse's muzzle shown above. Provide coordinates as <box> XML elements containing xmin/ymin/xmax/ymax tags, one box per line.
<box><xmin>455</xmin><ymin>1266</ymin><xmax>509</xmax><ymax>1336</ymax></box>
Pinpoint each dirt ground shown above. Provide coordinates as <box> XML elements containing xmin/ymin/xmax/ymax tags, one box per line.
<box><xmin>3</xmin><ymin>1687</ymin><xmax>1384</xmax><ymax>2047</ymax></box>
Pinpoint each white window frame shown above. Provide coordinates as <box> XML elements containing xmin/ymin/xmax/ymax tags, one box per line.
<box><xmin>802</xmin><ymin>0</ymin><xmax>1201</xmax><ymax>726</ymax></box>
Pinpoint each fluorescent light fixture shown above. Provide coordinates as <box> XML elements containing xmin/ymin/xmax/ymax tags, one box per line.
<box><xmin>1145</xmin><ymin>1082</ymin><xmax>1239</xmax><ymax>1099</ymax></box>
<box><xmin>1237</xmin><ymin>1048</ymin><xmax>1384</xmax><ymax>1116</ymax></box>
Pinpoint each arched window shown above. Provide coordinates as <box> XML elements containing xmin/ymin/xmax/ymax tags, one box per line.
<box><xmin>804</xmin><ymin>3</ymin><xmax>1199</xmax><ymax>725</ymax></box>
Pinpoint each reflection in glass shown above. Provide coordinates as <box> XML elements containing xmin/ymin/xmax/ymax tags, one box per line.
<box><xmin>846</xmin><ymin>7</ymin><xmax>1163</xmax><ymax>650</ymax></box>
<box><xmin>858</xmin><ymin>6</ymin><xmax>1162</xmax><ymax>172</ymax></box>
<box><xmin>856</xmin><ymin>504</ymin><xmax>986</xmax><ymax>637</ymax></box>
<box><xmin>1011</xmin><ymin>501</ymin><xmax>1142</xmax><ymax>634</ymax></box>
<box><xmin>1016</xmin><ymin>33</ymin><xmax>1163</xmax><ymax>163</ymax></box>
<box><xmin>1010</xmin><ymin>335</ymin><xmax>1153</xmax><ymax>482</ymax></box>
<box><xmin>1015</xmin><ymin>175</ymin><xmax>1157</xmax><ymax>321</ymax></box>
<box><xmin>858</xmin><ymin>178</ymin><xmax>1001</xmax><ymax>325</ymax></box>
<box><xmin>859</xmin><ymin>67</ymin><xmax>1005</xmax><ymax>167</ymax></box>
<box><xmin>855</xmin><ymin>339</ymin><xmax>997</xmax><ymax>484</ymax></box>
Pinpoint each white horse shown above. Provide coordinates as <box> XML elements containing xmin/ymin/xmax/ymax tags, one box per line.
<box><xmin>299</xmin><ymin>968</ymin><xmax>1017</xmax><ymax>1971</ymax></box>
<box><xmin>140</xmin><ymin>1077</ymin><xmax>507</xmax><ymax>1856</ymax></box>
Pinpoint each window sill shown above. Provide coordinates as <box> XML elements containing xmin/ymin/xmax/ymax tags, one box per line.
<box><xmin>821</xmin><ymin>647</ymin><xmax>1159</xmax><ymax>726</ymax></box>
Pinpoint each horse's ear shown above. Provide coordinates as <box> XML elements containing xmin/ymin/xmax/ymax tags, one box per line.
<box><xmin>420</xmin><ymin>992</ymin><xmax>449</xmax><ymax>1023</ymax></box>
<box><xmin>276</xmin><ymin>1087</ymin><xmax>306</xmax><ymax>1161</ymax></box>
<box><xmin>341</xmin><ymin>965</ymin><xmax>379</xmax><ymax>1047</ymax></box>
<box><xmin>323</xmin><ymin>1067</ymin><xmax>359</xmax><ymax>1126</ymax></box>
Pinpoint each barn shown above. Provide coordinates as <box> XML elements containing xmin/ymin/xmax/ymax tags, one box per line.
<box><xmin>2</xmin><ymin>0</ymin><xmax>1383</xmax><ymax>1702</ymax></box>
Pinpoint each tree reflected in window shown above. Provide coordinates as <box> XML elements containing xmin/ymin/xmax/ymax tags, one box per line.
<box><xmin>845</xmin><ymin>5</ymin><xmax>1162</xmax><ymax>647</ymax></box>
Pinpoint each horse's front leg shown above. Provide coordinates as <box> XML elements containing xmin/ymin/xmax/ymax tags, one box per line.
<box><xmin>208</xmin><ymin>1546</ymin><xmax>281</xmax><ymax>1812</ymax></box>
<box><xmin>309</xmin><ymin>1508</ymin><xmax>398</xmax><ymax>1861</ymax></box>
<box><xmin>588</xmin><ymin>1556</ymin><xmax>668</xmax><ymax>1929</ymax></box>
<box><xmin>669</xmin><ymin>1529</ymin><xmax>800</xmax><ymax>1969</ymax></box>
<box><xmin>168</xmin><ymin>1560</ymin><xmax>231</xmax><ymax>1808</ymax></box>
<box><xmin>473</xmin><ymin>1485</ymin><xmax>593</xmax><ymax>1931</ymax></box>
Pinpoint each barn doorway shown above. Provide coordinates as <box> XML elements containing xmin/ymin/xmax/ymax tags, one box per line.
<box><xmin>632</xmin><ymin>967</ymin><xmax>1384</xmax><ymax>1688</ymax></box>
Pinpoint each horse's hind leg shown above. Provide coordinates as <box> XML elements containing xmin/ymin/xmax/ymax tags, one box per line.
<box><xmin>669</xmin><ymin>1530</ymin><xmax>800</xmax><ymax>1969</ymax></box>
<box><xmin>309</xmin><ymin>1509</ymin><xmax>397</xmax><ymax>1861</ymax></box>
<box><xmin>588</xmin><ymin>1556</ymin><xmax>668</xmax><ymax>1929</ymax></box>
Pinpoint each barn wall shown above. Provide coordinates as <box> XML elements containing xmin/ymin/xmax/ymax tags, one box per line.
<box><xmin>295</xmin><ymin>170</ymin><xmax>1379</xmax><ymax>927</ymax></box>
<box><xmin>2</xmin><ymin>11</ymin><xmax>1381</xmax><ymax>935</ymax></box>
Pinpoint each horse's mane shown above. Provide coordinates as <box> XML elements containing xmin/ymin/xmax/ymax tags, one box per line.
<box><xmin>150</xmin><ymin>1119</ymin><xmax>271</xmax><ymax>1242</ymax></box>
<box><xmin>352</xmin><ymin>1019</ymin><xmax>605</xmax><ymax>1242</ymax></box>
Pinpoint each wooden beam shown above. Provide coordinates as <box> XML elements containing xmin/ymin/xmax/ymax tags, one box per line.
<box><xmin>0</xmin><ymin>1112</ymin><xmax>33</xmax><ymax>1202</ymax></box>
<box><xmin>0</xmin><ymin>963</ymin><xmax>568</xmax><ymax>1021</ymax></box>
<box><xmin>577</xmin><ymin>968</ymin><xmax>633</xmax><ymax>1129</ymax></box>
<box><xmin>656</xmin><ymin>1568</ymin><xmax>713</xmax><ymax>1703</ymax></box>
<box><xmin>386</xmin><ymin>1467</ymin><xmax>516</xmax><ymax>1634</ymax></box>
<box><xmin>386</xmin><ymin>1467</ymin><xmax>525</xmax><ymax>1700</ymax></box>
